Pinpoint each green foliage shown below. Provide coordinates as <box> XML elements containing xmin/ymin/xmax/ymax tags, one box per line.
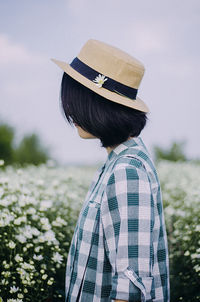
<box><xmin>153</xmin><ymin>140</ymin><xmax>187</xmax><ymax>162</ymax></box>
<box><xmin>0</xmin><ymin>121</ymin><xmax>51</xmax><ymax>166</ymax></box>
<box><xmin>14</xmin><ymin>134</ymin><xmax>49</xmax><ymax>166</ymax></box>
<box><xmin>0</xmin><ymin>124</ymin><xmax>15</xmax><ymax>165</ymax></box>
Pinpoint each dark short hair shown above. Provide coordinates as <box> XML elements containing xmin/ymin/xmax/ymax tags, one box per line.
<box><xmin>60</xmin><ymin>72</ymin><xmax>149</xmax><ymax>148</ymax></box>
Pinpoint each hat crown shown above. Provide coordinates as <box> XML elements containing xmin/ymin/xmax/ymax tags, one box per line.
<box><xmin>77</xmin><ymin>39</ymin><xmax>145</xmax><ymax>89</ymax></box>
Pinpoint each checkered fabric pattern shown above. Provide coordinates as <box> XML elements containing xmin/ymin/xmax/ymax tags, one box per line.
<box><xmin>65</xmin><ymin>136</ymin><xmax>170</xmax><ymax>302</ymax></box>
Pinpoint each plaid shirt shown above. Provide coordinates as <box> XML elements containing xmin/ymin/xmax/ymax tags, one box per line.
<box><xmin>65</xmin><ymin>136</ymin><xmax>170</xmax><ymax>302</ymax></box>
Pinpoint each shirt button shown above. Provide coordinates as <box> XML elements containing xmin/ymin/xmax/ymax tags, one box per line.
<box><xmin>127</xmin><ymin>270</ymin><xmax>132</xmax><ymax>276</ymax></box>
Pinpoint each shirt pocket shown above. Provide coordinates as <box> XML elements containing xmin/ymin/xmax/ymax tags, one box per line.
<box><xmin>124</xmin><ymin>267</ymin><xmax>155</xmax><ymax>301</ymax></box>
<box><xmin>77</xmin><ymin>199</ymin><xmax>101</xmax><ymax>243</ymax></box>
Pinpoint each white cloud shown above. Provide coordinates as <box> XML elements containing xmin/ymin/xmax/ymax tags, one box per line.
<box><xmin>0</xmin><ymin>33</ymin><xmax>44</xmax><ymax>65</ymax></box>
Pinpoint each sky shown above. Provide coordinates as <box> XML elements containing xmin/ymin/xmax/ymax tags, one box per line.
<box><xmin>0</xmin><ymin>0</ymin><xmax>200</xmax><ymax>165</ymax></box>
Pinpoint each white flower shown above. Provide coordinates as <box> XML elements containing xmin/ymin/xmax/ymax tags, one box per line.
<box><xmin>52</xmin><ymin>216</ymin><xmax>67</xmax><ymax>227</ymax></box>
<box><xmin>0</xmin><ymin>198</ymin><xmax>12</xmax><ymax>207</ymax></box>
<box><xmin>40</xmin><ymin>200</ymin><xmax>53</xmax><ymax>210</ymax></box>
<box><xmin>1</xmin><ymin>279</ymin><xmax>7</xmax><ymax>285</ymax></box>
<box><xmin>194</xmin><ymin>264</ymin><xmax>200</xmax><ymax>272</ymax></box>
<box><xmin>39</xmin><ymin>230</ymin><xmax>57</xmax><ymax>243</ymax></box>
<box><xmin>10</xmin><ymin>285</ymin><xmax>19</xmax><ymax>293</ymax></box>
<box><xmin>32</xmin><ymin>214</ymin><xmax>39</xmax><ymax>220</ymax></box>
<box><xmin>47</xmin><ymin>279</ymin><xmax>53</xmax><ymax>285</ymax></box>
<box><xmin>0</xmin><ymin>159</ymin><xmax>4</xmax><ymax>166</ymax></box>
<box><xmin>34</xmin><ymin>246</ymin><xmax>42</xmax><ymax>253</ymax></box>
<box><xmin>2</xmin><ymin>271</ymin><xmax>10</xmax><ymax>278</ymax></box>
<box><xmin>40</xmin><ymin>217</ymin><xmax>51</xmax><ymax>230</ymax></box>
<box><xmin>33</xmin><ymin>254</ymin><xmax>43</xmax><ymax>261</ymax></box>
<box><xmin>8</xmin><ymin>241</ymin><xmax>16</xmax><ymax>249</ymax></box>
<box><xmin>93</xmin><ymin>74</ymin><xmax>108</xmax><ymax>88</ymax></box>
<box><xmin>31</xmin><ymin>227</ymin><xmax>40</xmax><ymax>236</ymax></box>
<box><xmin>14</xmin><ymin>216</ymin><xmax>27</xmax><ymax>226</ymax></box>
<box><xmin>42</xmin><ymin>274</ymin><xmax>48</xmax><ymax>280</ymax></box>
<box><xmin>0</xmin><ymin>212</ymin><xmax>14</xmax><ymax>227</ymax></box>
<box><xmin>40</xmin><ymin>217</ymin><xmax>49</xmax><ymax>225</ymax></box>
<box><xmin>16</xmin><ymin>234</ymin><xmax>27</xmax><ymax>243</ymax></box>
<box><xmin>15</xmin><ymin>254</ymin><xmax>23</xmax><ymax>262</ymax></box>
<box><xmin>17</xmin><ymin>267</ymin><xmax>26</xmax><ymax>276</ymax></box>
<box><xmin>52</xmin><ymin>252</ymin><xmax>63</xmax><ymax>264</ymax></box>
<box><xmin>26</xmin><ymin>207</ymin><xmax>36</xmax><ymax>215</ymax></box>
<box><xmin>18</xmin><ymin>225</ymin><xmax>39</xmax><ymax>239</ymax></box>
<box><xmin>21</xmin><ymin>262</ymin><xmax>34</xmax><ymax>270</ymax></box>
<box><xmin>184</xmin><ymin>250</ymin><xmax>190</xmax><ymax>256</ymax></box>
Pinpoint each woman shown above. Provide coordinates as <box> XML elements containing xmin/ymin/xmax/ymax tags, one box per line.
<box><xmin>51</xmin><ymin>39</ymin><xmax>170</xmax><ymax>302</ymax></box>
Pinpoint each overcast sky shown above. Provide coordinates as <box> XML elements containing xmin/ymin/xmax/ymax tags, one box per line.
<box><xmin>0</xmin><ymin>0</ymin><xmax>199</xmax><ymax>165</ymax></box>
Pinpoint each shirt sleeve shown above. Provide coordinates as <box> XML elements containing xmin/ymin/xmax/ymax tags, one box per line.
<box><xmin>100</xmin><ymin>163</ymin><xmax>155</xmax><ymax>302</ymax></box>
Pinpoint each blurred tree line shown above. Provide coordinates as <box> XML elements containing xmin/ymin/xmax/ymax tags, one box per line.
<box><xmin>0</xmin><ymin>122</ymin><xmax>52</xmax><ymax>167</ymax></box>
<box><xmin>153</xmin><ymin>139</ymin><xmax>200</xmax><ymax>164</ymax></box>
<box><xmin>0</xmin><ymin>121</ymin><xmax>199</xmax><ymax>167</ymax></box>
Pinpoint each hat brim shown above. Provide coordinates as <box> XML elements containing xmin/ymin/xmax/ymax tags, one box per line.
<box><xmin>51</xmin><ymin>58</ymin><xmax>149</xmax><ymax>113</ymax></box>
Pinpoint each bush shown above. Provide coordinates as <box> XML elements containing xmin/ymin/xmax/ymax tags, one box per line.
<box><xmin>153</xmin><ymin>140</ymin><xmax>187</xmax><ymax>162</ymax></box>
<box><xmin>0</xmin><ymin>161</ymin><xmax>96</xmax><ymax>301</ymax></box>
<box><xmin>157</xmin><ymin>160</ymin><xmax>200</xmax><ymax>302</ymax></box>
<box><xmin>14</xmin><ymin>134</ymin><xmax>50</xmax><ymax>166</ymax></box>
<box><xmin>0</xmin><ymin>124</ymin><xmax>15</xmax><ymax>165</ymax></box>
<box><xmin>0</xmin><ymin>122</ymin><xmax>52</xmax><ymax>167</ymax></box>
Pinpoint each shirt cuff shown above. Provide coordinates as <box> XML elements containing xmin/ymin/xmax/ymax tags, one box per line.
<box><xmin>109</xmin><ymin>267</ymin><xmax>155</xmax><ymax>302</ymax></box>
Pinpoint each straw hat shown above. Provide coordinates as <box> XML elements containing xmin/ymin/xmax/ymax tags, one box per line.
<box><xmin>51</xmin><ymin>39</ymin><xmax>149</xmax><ymax>113</ymax></box>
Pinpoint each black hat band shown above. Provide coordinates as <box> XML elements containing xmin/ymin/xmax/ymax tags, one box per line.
<box><xmin>70</xmin><ymin>57</ymin><xmax>138</xmax><ymax>100</ymax></box>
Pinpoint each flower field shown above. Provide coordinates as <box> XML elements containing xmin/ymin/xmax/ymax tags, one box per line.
<box><xmin>0</xmin><ymin>161</ymin><xmax>97</xmax><ymax>302</ymax></box>
<box><xmin>0</xmin><ymin>159</ymin><xmax>199</xmax><ymax>302</ymax></box>
<box><xmin>157</xmin><ymin>160</ymin><xmax>200</xmax><ymax>301</ymax></box>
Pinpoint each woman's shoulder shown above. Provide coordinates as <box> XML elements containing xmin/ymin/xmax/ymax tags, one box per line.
<box><xmin>111</xmin><ymin>154</ymin><xmax>145</xmax><ymax>172</ymax></box>
<box><xmin>109</xmin><ymin>152</ymin><xmax>159</xmax><ymax>187</ymax></box>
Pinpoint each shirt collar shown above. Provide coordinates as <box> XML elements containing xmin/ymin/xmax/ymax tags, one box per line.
<box><xmin>105</xmin><ymin>135</ymin><xmax>148</xmax><ymax>164</ymax></box>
